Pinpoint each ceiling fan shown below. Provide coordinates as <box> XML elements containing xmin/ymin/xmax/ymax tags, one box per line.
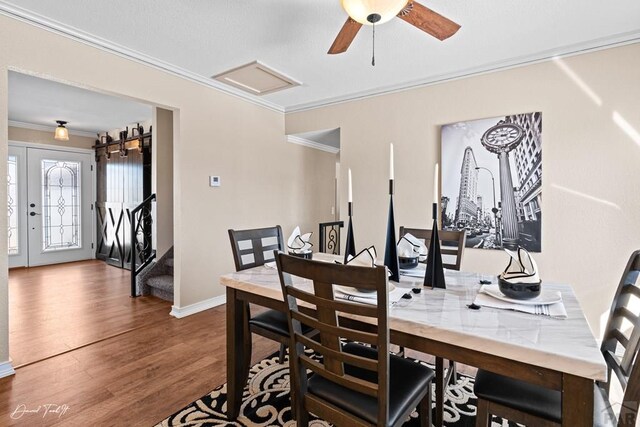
<box><xmin>328</xmin><ymin>0</ymin><xmax>461</xmax><ymax>56</ymax></box>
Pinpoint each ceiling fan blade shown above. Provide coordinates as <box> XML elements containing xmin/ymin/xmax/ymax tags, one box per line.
<box><xmin>328</xmin><ymin>18</ymin><xmax>363</xmax><ymax>54</ymax></box>
<box><xmin>397</xmin><ymin>1</ymin><xmax>461</xmax><ymax>41</ymax></box>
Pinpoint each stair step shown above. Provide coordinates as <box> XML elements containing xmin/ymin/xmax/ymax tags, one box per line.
<box><xmin>165</xmin><ymin>258</ymin><xmax>174</xmax><ymax>268</ymax></box>
<box><xmin>147</xmin><ymin>275</ymin><xmax>174</xmax><ymax>292</ymax></box>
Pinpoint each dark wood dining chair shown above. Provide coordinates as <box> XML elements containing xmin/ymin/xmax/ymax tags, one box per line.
<box><xmin>399</xmin><ymin>226</ymin><xmax>466</xmax><ymax>270</ymax></box>
<box><xmin>228</xmin><ymin>226</ymin><xmax>312</xmax><ymax>363</ymax></box>
<box><xmin>474</xmin><ymin>250</ymin><xmax>640</xmax><ymax>427</ymax></box>
<box><xmin>275</xmin><ymin>252</ymin><xmax>435</xmax><ymax>427</ymax></box>
<box><xmin>318</xmin><ymin>221</ymin><xmax>344</xmax><ymax>255</ymax></box>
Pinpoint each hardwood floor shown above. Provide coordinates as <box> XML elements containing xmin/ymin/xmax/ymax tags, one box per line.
<box><xmin>9</xmin><ymin>260</ymin><xmax>170</xmax><ymax>367</ymax></box>
<box><xmin>2</xmin><ymin>261</ymin><xmax>278</xmax><ymax>426</ymax></box>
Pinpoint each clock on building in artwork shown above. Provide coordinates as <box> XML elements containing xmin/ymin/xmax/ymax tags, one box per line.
<box><xmin>481</xmin><ymin>123</ymin><xmax>525</xmax><ymax>154</ymax></box>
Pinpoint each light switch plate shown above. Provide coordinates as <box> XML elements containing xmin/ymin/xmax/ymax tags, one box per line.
<box><xmin>210</xmin><ymin>176</ymin><xmax>221</xmax><ymax>187</ymax></box>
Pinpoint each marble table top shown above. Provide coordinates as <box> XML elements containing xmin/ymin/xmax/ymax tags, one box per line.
<box><xmin>220</xmin><ymin>253</ymin><xmax>607</xmax><ymax>382</ymax></box>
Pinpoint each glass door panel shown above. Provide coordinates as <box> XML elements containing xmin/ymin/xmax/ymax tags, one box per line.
<box><xmin>41</xmin><ymin>159</ymin><xmax>82</xmax><ymax>252</ymax></box>
<box><xmin>8</xmin><ymin>146</ymin><xmax>27</xmax><ymax>267</ymax></box>
<box><xmin>27</xmin><ymin>148</ymin><xmax>93</xmax><ymax>266</ymax></box>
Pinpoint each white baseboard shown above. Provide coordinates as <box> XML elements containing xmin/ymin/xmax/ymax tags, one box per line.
<box><xmin>0</xmin><ymin>360</ymin><xmax>15</xmax><ymax>379</ymax></box>
<box><xmin>170</xmin><ymin>294</ymin><xmax>226</xmax><ymax>319</ymax></box>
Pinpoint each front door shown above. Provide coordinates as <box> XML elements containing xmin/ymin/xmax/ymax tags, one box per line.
<box><xmin>24</xmin><ymin>148</ymin><xmax>93</xmax><ymax>266</ymax></box>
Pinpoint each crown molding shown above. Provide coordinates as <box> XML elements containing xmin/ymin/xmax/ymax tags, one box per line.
<box><xmin>284</xmin><ymin>31</ymin><xmax>640</xmax><ymax>113</ymax></box>
<box><xmin>0</xmin><ymin>2</ymin><xmax>285</xmax><ymax>114</ymax></box>
<box><xmin>287</xmin><ymin>135</ymin><xmax>340</xmax><ymax>154</ymax></box>
<box><xmin>8</xmin><ymin>120</ymin><xmax>97</xmax><ymax>138</ymax></box>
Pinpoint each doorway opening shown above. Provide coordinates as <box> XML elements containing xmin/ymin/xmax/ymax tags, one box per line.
<box><xmin>7</xmin><ymin>70</ymin><xmax>175</xmax><ymax>367</ymax></box>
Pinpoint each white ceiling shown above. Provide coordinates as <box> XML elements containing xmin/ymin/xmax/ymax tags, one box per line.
<box><xmin>8</xmin><ymin>71</ymin><xmax>152</xmax><ymax>134</ymax></box>
<box><xmin>2</xmin><ymin>1</ymin><xmax>639</xmax><ymax>112</ymax></box>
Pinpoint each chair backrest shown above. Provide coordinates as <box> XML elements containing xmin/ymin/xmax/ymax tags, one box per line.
<box><xmin>399</xmin><ymin>226</ymin><xmax>466</xmax><ymax>271</ymax></box>
<box><xmin>275</xmin><ymin>252</ymin><xmax>390</xmax><ymax>425</ymax></box>
<box><xmin>318</xmin><ymin>221</ymin><xmax>344</xmax><ymax>255</ymax></box>
<box><xmin>228</xmin><ymin>226</ymin><xmax>285</xmax><ymax>271</ymax></box>
<box><xmin>600</xmin><ymin>250</ymin><xmax>640</xmax><ymax>426</ymax></box>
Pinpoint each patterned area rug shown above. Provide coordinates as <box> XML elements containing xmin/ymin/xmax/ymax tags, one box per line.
<box><xmin>156</xmin><ymin>351</ymin><xmax>521</xmax><ymax>426</ymax></box>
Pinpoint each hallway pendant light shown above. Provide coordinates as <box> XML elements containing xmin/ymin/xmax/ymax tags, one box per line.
<box><xmin>340</xmin><ymin>0</ymin><xmax>408</xmax><ymax>25</ymax></box>
<box><xmin>54</xmin><ymin>120</ymin><xmax>69</xmax><ymax>141</ymax></box>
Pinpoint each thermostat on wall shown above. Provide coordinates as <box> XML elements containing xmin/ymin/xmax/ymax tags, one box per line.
<box><xmin>209</xmin><ymin>176</ymin><xmax>221</xmax><ymax>187</ymax></box>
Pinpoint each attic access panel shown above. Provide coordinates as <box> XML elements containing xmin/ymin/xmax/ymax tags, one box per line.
<box><xmin>213</xmin><ymin>61</ymin><xmax>300</xmax><ymax>96</ymax></box>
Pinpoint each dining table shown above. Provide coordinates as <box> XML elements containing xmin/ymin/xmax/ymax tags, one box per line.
<box><xmin>221</xmin><ymin>253</ymin><xmax>607</xmax><ymax>426</ymax></box>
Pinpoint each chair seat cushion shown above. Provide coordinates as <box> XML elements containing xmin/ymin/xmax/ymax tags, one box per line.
<box><xmin>249</xmin><ymin>309</ymin><xmax>312</xmax><ymax>337</ymax></box>
<box><xmin>474</xmin><ymin>369</ymin><xmax>615</xmax><ymax>426</ymax></box>
<box><xmin>307</xmin><ymin>343</ymin><xmax>434</xmax><ymax>425</ymax></box>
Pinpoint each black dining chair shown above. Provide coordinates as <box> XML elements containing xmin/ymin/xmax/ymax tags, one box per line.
<box><xmin>228</xmin><ymin>226</ymin><xmax>313</xmax><ymax>363</ymax></box>
<box><xmin>275</xmin><ymin>252</ymin><xmax>435</xmax><ymax>427</ymax></box>
<box><xmin>474</xmin><ymin>250</ymin><xmax>640</xmax><ymax>427</ymax></box>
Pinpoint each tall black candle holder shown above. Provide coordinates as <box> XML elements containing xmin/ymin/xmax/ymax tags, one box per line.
<box><xmin>384</xmin><ymin>180</ymin><xmax>400</xmax><ymax>282</ymax></box>
<box><xmin>424</xmin><ymin>202</ymin><xmax>446</xmax><ymax>289</ymax></box>
<box><xmin>343</xmin><ymin>202</ymin><xmax>356</xmax><ymax>264</ymax></box>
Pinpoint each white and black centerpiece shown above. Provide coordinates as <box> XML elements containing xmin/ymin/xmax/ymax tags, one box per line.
<box><xmin>287</xmin><ymin>226</ymin><xmax>313</xmax><ymax>259</ymax></box>
<box><xmin>498</xmin><ymin>247</ymin><xmax>541</xmax><ymax>300</ymax></box>
<box><xmin>397</xmin><ymin>233</ymin><xmax>427</xmax><ymax>270</ymax></box>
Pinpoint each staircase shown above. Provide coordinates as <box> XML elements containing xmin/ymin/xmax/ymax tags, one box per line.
<box><xmin>137</xmin><ymin>247</ymin><xmax>174</xmax><ymax>302</ymax></box>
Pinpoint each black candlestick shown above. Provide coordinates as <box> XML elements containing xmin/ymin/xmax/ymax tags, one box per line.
<box><xmin>384</xmin><ymin>179</ymin><xmax>400</xmax><ymax>282</ymax></box>
<box><xmin>424</xmin><ymin>202</ymin><xmax>446</xmax><ymax>289</ymax></box>
<box><xmin>344</xmin><ymin>202</ymin><xmax>356</xmax><ymax>264</ymax></box>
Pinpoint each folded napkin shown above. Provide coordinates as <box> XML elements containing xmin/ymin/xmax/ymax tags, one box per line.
<box><xmin>474</xmin><ymin>285</ymin><xmax>567</xmax><ymax>319</ymax></box>
<box><xmin>287</xmin><ymin>226</ymin><xmax>313</xmax><ymax>254</ymax></box>
<box><xmin>398</xmin><ymin>233</ymin><xmax>428</xmax><ymax>261</ymax></box>
<box><xmin>500</xmin><ymin>247</ymin><xmax>540</xmax><ymax>285</ymax></box>
<box><xmin>334</xmin><ymin>286</ymin><xmax>406</xmax><ymax>306</ymax></box>
<box><xmin>344</xmin><ymin>246</ymin><xmax>377</xmax><ymax>267</ymax></box>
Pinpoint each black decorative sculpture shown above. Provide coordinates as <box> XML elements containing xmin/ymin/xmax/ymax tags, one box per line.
<box><xmin>384</xmin><ymin>180</ymin><xmax>400</xmax><ymax>282</ymax></box>
<box><xmin>424</xmin><ymin>202</ymin><xmax>446</xmax><ymax>289</ymax></box>
<box><xmin>343</xmin><ymin>202</ymin><xmax>356</xmax><ymax>264</ymax></box>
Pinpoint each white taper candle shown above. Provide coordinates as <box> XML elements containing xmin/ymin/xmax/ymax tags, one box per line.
<box><xmin>348</xmin><ymin>168</ymin><xmax>353</xmax><ymax>203</ymax></box>
<box><xmin>434</xmin><ymin>163</ymin><xmax>439</xmax><ymax>204</ymax></box>
<box><xmin>390</xmin><ymin>143</ymin><xmax>394</xmax><ymax>180</ymax></box>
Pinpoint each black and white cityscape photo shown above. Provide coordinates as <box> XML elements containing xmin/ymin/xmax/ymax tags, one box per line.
<box><xmin>441</xmin><ymin>112</ymin><xmax>542</xmax><ymax>252</ymax></box>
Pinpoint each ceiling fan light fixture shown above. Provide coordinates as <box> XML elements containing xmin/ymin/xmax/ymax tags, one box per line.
<box><xmin>340</xmin><ymin>0</ymin><xmax>408</xmax><ymax>25</ymax></box>
<box><xmin>54</xmin><ymin>120</ymin><xmax>69</xmax><ymax>141</ymax></box>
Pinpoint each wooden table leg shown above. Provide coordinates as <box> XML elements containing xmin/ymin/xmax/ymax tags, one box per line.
<box><xmin>226</xmin><ymin>287</ymin><xmax>251</xmax><ymax>420</ymax></box>
<box><xmin>561</xmin><ymin>374</ymin><xmax>593</xmax><ymax>426</ymax></box>
<box><xmin>435</xmin><ymin>356</ymin><xmax>444</xmax><ymax>427</ymax></box>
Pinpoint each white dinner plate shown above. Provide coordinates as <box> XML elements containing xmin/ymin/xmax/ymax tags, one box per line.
<box><xmin>334</xmin><ymin>283</ymin><xmax>397</xmax><ymax>298</ymax></box>
<box><xmin>481</xmin><ymin>285</ymin><xmax>562</xmax><ymax>305</ymax></box>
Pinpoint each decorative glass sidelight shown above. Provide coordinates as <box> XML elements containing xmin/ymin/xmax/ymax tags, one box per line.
<box><xmin>41</xmin><ymin>159</ymin><xmax>82</xmax><ymax>251</ymax></box>
<box><xmin>7</xmin><ymin>155</ymin><xmax>18</xmax><ymax>255</ymax></box>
